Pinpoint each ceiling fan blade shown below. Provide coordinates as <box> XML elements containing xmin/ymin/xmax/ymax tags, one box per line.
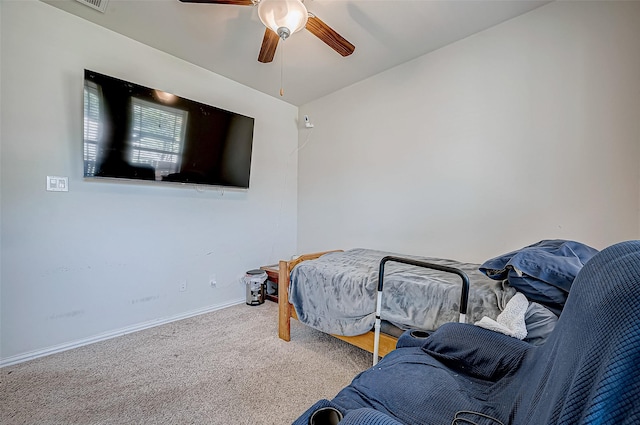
<box><xmin>178</xmin><ymin>0</ymin><xmax>254</xmax><ymax>5</ymax></box>
<box><xmin>305</xmin><ymin>15</ymin><xmax>355</xmax><ymax>57</ymax></box>
<box><xmin>258</xmin><ymin>28</ymin><xmax>279</xmax><ymax>63</ymax></box>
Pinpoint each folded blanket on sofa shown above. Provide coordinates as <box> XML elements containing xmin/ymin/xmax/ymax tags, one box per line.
<box><xmin>475</xmin><ymin>292</ymin><xmax>529</xmax><ymax>339</ymax></box>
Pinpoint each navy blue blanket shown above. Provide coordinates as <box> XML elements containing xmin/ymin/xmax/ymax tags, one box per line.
<box><xmin>479</xmin><ymin>239</ymin><xmax>598</xmax><ymax>314</ymax></box>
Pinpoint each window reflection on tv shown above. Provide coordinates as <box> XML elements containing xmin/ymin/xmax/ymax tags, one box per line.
<box><xmin>83</xmin><ymin>70</ymin><xmax>255</xmax><ymax>189</ymax></box>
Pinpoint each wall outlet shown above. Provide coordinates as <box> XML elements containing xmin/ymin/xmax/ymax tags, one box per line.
<box><xmin>209</xmin><ymin>275</ymin><xmax>217</xmax><ymax>288</ymax></box>
<box><xmin>179</xmin><ymin>280</ymin><xmax>187</xmax><ymax>292</ymax></box>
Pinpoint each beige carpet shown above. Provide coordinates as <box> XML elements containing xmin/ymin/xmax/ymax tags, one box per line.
<box><xmin>0</xmin><ymin>301</ymin><xmax>371</xmax><ymax>424</ymax></box>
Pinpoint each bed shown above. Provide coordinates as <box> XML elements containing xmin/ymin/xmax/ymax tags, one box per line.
<box><xmin>278</xmin><ymin>241</ymin><xmax>597</xmax><ymax>358</ymax></box>
<box><xmin>277</xmin><ymin>248</ymin><xmax>519</xmax><ymax>358</ymax></box>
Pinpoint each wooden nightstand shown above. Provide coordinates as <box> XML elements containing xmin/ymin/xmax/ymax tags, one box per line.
<box><xmin>260</xmin><ymin>264</ymin><xmax>279</xmax><ymax>302</ymax></box>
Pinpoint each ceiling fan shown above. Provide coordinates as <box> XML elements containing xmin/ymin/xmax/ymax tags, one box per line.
<box><xmin>178</xmin><ymin>0</ymin><xmax>355</xmax><ymax>63</ymax></box>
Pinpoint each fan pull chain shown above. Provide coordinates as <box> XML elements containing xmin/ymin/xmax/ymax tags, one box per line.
<box><xmin>280</xmin><ymin>40</ymin><xmax>285</xmax><ymax>96</ymax></box>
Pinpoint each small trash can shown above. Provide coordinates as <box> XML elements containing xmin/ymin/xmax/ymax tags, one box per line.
<box><xmin>245</xmin><ymin>269</ymin><xmax>267</xmax><ymax>306</ymax></box>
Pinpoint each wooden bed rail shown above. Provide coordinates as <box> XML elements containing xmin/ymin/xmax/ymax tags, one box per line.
<box><xmin>277</xmin><ymin>250</ymin><xmax>398</xmax><ymax>358</ymax></box>
<box><xmin>278</xmin><ymin>250</ymin><xmax>339</xmax><ymax>341</ymax></box>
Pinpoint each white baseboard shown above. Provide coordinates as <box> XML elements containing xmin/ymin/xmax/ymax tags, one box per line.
<box><xmin>0</xmin><ymin>299</ymin><xmax>244</xmax><ymax>368</ymax></box>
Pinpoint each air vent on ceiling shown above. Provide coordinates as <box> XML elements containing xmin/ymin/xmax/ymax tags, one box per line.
<box><xmin>74</xmin><ymin>0</ymin><xmax>109</xmax><ymax>13</ymax></box>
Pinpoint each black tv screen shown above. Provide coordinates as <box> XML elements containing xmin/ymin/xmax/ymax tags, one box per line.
<box><xmin>83</xmin><ymin>70</ymin><xmax>255</xmax><ymax>189</ymax></box>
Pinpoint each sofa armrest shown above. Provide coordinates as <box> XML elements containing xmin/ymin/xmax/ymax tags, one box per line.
<box><xmin>421</xmin><ymin>323</ymin><xmax>532</xmax><ymax>381</ymax></box>
<box><xmin>340</xmin><ymin>408</ymin><xmax>404</xmax><ymax>425</ymax></box>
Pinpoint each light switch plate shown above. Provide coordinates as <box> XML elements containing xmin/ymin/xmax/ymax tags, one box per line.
<box><xmin>46</xmin><ymin>176</ymin><xmax>69</xmax><ymax>192</ymax></box>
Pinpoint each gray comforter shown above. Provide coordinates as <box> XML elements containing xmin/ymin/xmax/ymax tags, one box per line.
<box><xmin>289</xmin><ymin>248</ymin><xmax>515</xmax><ymax>336</ymax></box>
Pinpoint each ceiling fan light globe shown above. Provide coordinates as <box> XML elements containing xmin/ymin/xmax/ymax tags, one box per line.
<box><xmin>258</xmin><ymin>0</ymin><xmax>308</xmax><ymax>39</ymax></box>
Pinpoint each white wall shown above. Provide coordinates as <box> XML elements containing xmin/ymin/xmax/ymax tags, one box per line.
<box><xmin>0</xmin><ymin>0</ymin><xmax>3</xmax><ymax>363</ymax></box>
<box><xmin>298</xmin><ymin>1</ymin><xmax>640</xmax><ymax>263</ymax></box>
<box><xmin>0</xmin><ymin>1</ymin><xmax>298</xmax><ymax>363</ymax></box>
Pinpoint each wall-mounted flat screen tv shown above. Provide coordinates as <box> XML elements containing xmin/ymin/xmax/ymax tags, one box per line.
<box><xmin>83</xmin><ymin>69</ymin><xmax>255</xmax><ymax>189</ymax></box>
